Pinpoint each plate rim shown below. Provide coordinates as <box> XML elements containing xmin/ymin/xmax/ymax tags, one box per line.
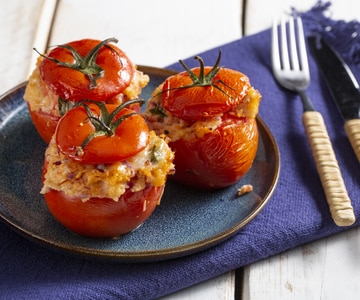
<box><xmin>0</xmin><ymin>66</ymin><xmax>280</xmax><ymax>262</ymax></box>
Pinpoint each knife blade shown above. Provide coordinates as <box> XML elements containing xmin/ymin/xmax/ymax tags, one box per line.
<box><xmin>308</xmin><ymin>35</ymin><xmax>360</xmax><ymax>162</ymax></box>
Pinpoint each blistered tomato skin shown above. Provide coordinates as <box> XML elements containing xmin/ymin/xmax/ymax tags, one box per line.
<box><xmin>44</xmin><ymin>185</ymin><xmax>165</xmax><ymax>238</ymax></box>
<box><xmin>149</xmin><ymin>53</ymin><xmax>261</xmax><ymax>189</ymax></box>
<box><xmin>55</xmin><ymin>104</ymin><xmax>150</xmax><ymax>164</ymax></box>
<box><xmin>39</xmin><ymin>39</ymin><xmax>135</xmax><ymax>101</ymax></box>
<box><xmin>161</xmin><ymin>67</ymin><xmax>250</xmax><ymax>121</ymax></box>
<box><xmin>169</xmin><ymin>116</ymin><xmax>258</xmax><ymax>189</ymax></box>
<box><xmin>28</xmin><ymin>105</ymin><xmax>59</xmax><ymax>143</ymax></box>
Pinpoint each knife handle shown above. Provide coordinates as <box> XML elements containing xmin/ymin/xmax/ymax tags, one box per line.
<box><xmin>344</xmin><ymin>119</ymin><xmax>360</xmax><ymax>162</ymax></box>
<box><xmin>302</xmin><ymin>111</ymin><xmax>355</xmax><ymax>227</ymax></box>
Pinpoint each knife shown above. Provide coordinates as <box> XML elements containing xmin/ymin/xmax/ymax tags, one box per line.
<box><xmin>308</xmin><ymin>35</ymin><xmax>360</xmax><ymax>162</ymax></box>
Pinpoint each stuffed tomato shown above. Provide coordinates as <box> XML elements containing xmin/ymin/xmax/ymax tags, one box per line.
<box><xmin>144</xmin><ymin>51</ymin><xmax>261</xmax><ymax>189</ymax></box>
<box><xmin>24</xmin><ymin>38</ymin><xmax>149</xmax><ymax>143</ymax></box>
<box><xmin>41</xmin><ymin>101</ymin><xmax>174</xmax><ymax>238</ymax></box>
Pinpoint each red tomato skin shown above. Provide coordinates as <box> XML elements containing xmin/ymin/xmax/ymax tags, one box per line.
<box><xmin>169</xmin><ymin>117</ymin><xmax>258</xmax><ymax>189</ymax></box>
<box><xmin>27</xmin><ymin>97</ymin><xmax>140</xmax><ymax>146</ymax></box>
<box><xmin>28</xmin><ymin>104</ymin><xmax>59</xmax><ymax>143</ymax></box>
<box><xmin>161</xmin><ymin>67</ymin><xmax>250</xmax><ymax>120</ymax></box>
<box><xmin>44</xmin><ymin>185</ymin><xmax>164</xmax><ymax>238</ymax></box>
<box><xmin>27</xmin><ymin>102</ymin><xmax>140</xmax><ymax>145</ymax></box>
<box><xmin>39</xmin><ymin>39</ymin><xmax>134</xmax><ymax>101</ymax></box>
<box><xmin>55</xmin><ymin>105</ymin><xmax>150</xmax><ymax>164</ymax></box>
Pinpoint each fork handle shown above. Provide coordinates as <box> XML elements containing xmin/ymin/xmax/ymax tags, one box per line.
<box><xmin>302</xmin><ymin>111</ymin><xmax>355</xmax><ymax>227</ymax></box>
<box><xmin>344</xmin><ymin>119</ymin><xmax>360</xmax><ymax>162</ymax></box>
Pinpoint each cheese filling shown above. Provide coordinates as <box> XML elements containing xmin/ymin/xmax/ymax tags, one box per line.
<box><xmin>41</xmin><ymin>131</ymin><xmax>174</xmax><ymax>202</ymax></box>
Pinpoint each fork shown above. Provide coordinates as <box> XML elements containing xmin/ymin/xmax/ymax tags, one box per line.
<box><xmin>271</xmin><ymin>16</ymin><xmax>355</xmax><ymax>226</ymax></box>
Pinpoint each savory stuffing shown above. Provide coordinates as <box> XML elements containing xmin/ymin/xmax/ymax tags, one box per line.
<box><xmin>237</xmin><ymin>184</ymin><xmax>253</xmax><ymax>196</ymax></box>
<box><xmin>41</xmin><ymin>131</ymin><xmax>174</xmax><ymax>202</ymax></box>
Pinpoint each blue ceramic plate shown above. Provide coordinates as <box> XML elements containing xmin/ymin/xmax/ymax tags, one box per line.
<box><xmin>0</xmin><ymin>66</ymin><xmax>280</xmax><ymax>262</ymax></box>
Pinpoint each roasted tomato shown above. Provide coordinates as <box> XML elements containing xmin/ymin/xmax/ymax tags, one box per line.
<box><xmin>42</xmin><ymin>101</ymin><xmax>174</xmax><ymax>238</ymax></box>
<box><xmin>24</xmin><ymin>38</ymin><xmax>147</xmax><ymax>144</ymax></box>
<box><xmin>43</xmin><ymin>170</ymin><xmax>165</xmax><ymax>238</ymax></box>
<box><xmin>169</xmin><ymin>117</ymin><xmax>258</xmax><ymax>188</ymax></box>
<box><xmin>162</xmin><ymin>67</ymin><xmax>250</xmax><ymax>121</ymax></box>
<box><xmin>39</xmin><ymin>37</ymin><xmax>134</xmax><ymax>101</ymax></box>
<box><xmin>55</xmin><ymin>100</ymin><xmax>149</xmax><ymax>164</ymax></box>
<box><xmin>145</xmin><ymin>51</ymin><xmax>261</xmax><ymax>189</ymax></box>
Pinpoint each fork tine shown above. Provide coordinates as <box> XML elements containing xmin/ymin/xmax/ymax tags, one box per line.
<box><xmin>271</xmin><ymin>19</ymin><xmax>281</xmax><ymax>72</ymax></box>
<box><xmin>280</xmin><ymin>18</ymin><xmax>290</xmax><ymax>70</ymax></box>
<box><xmin>289</xmin><ymin>17</ymin><xmax>300</xmax><ymax>71</ymax></box>
<box><xmin>295</xmin><ymin>17</ymin><xmax>310</xmax><ymax>75</ymax></box>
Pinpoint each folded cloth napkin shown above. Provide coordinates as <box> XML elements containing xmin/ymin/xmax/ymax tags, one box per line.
<box><xmin>1</xmin><ymin>1</ymin><xmax>359</xmax><ymax>299</ymax></box>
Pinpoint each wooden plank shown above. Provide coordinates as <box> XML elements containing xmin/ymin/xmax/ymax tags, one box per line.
<box><xmin>242</xmin><ymin>0</ymin><xmax>360</xmax><ymax>299</ymax></box>
<box><xmin>0</xmin><ymin>0</ymin><xmax>46</xmax><ymax>94</ymax></box>
<box><xmin>49</xmin><ymin>0</ymin><xmax>243</xmax><ymax>67</ymax></box>
<box><xmin>242</xmin><ymin>228</ymin><xmax>360</xmax><ymax>299</ymax></box>
<box><xmin>26</xmin><ymin>0</ymin><xmax>58</xmax><ymax>77</ymax></box>
<box><xmin>160</xmin><ymin>271</ymin><xmax>236</xmax><ymax>300</ymax></box>
<box><xmin>244</xmin><ymin>0</ymin><xmax>360</xmax><ymax>35</ymax></box>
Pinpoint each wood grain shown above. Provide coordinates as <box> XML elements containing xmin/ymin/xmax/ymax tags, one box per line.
<box><xmin>0</xmin><ymin>0</ymin><xmax>45</xmax><ymax>94</ymax></box>
<box><xmin>49</xmin><ymin>0</ymin><xmax>243</xmax><ymax>67</ymax></box>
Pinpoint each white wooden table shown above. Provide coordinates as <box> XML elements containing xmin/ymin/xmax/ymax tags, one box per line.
<box><xmin>1</xmin><ymin>0</ymin><xmax>359</xmax><ymax>299</ymax></box>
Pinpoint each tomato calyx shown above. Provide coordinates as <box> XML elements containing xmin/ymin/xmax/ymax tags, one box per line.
<box><xmin>56</xmin><ymin>100</ymin><xmax>150</xmax><ymax>164</ymax></box>
<box><xmin>163</xmin><ymin>50</ymin><xmax>234</xmax><ymax>98</ymax></box>
<box><xmin>34</xmin><ymin>37</ymin><xmax>119</xmax><ymax>89</ymax></box>
<box><xmin>78</xmin><ymin>98</ymin><xmax>145</xmax><ymax>149</ymax></box>
<box><xmin>158</xmin><ymin>50</ymin><xmax>251</xmax><ymax>120</ymax></box>
<box><xmin>58</xmin><ymin>98</ymin><xmax>78</xmax><ymax>117</ymax></box>
<box><xmin>148</xmin><ymin>102</ymin><xmax>167</xmax><ymax>118</ymax></box>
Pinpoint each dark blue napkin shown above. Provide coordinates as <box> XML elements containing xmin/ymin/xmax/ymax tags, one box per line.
<box><xmin>1</xmin><ymin>2</ymin><xmax>359</xmax><ymax>299</ymax></box>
